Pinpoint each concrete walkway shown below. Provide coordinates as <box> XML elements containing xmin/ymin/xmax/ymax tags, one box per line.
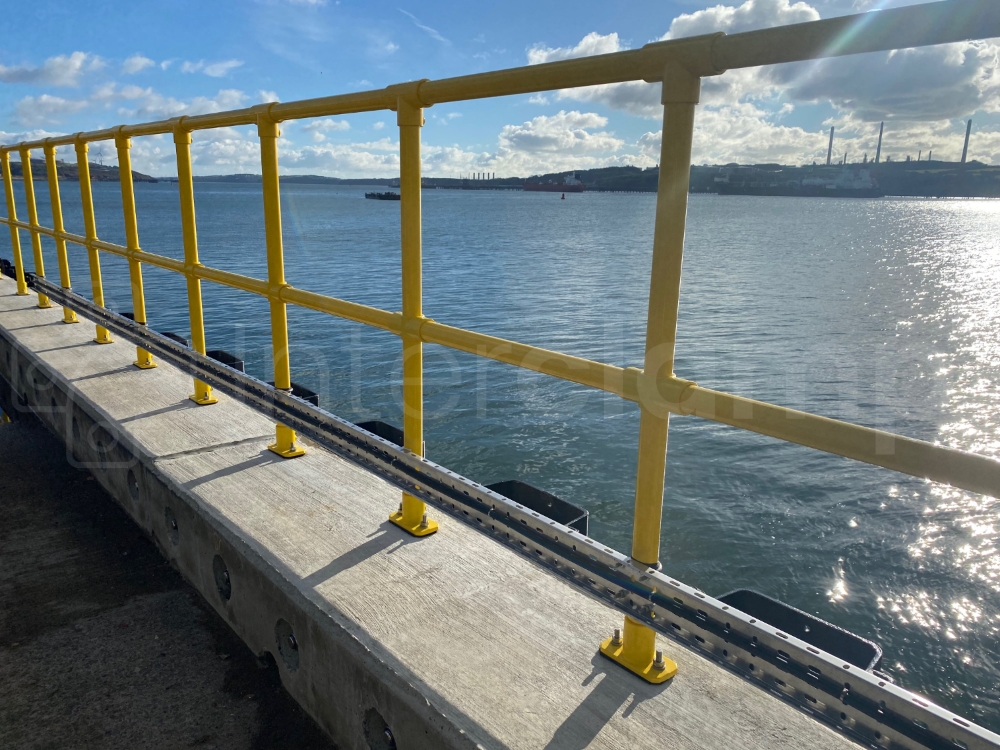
<box><xmin>0</xmin><ymin>413</ymin><xmax>336</xmax><ymax>750</ymax></box>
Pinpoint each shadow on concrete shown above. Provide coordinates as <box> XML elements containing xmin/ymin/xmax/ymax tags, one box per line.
<box><xmin>6</xmin><ymin>322</ymin><xmax>62</xmax><ymax>332</ymax></box>
<box><xmin>543</xmin><ymin>653</ymin><xmax>671</xmax><ymax>750</ymax></box>
<box><xmin>182</xmin><ymin>449</ymin><xmax>283</xmax><ymax>490</ymax></box>
<box><xmin>33</xmin><ymin>342</ymin><xmax>92</xmax><ymax>354</ymax></box>
<box><xmin>70</xmin><ymin>365</ymin><xmax>138</xmax><ymax>383</ymax></box>
<box><xmin>300</xmin><ymin>523</ymin><xmax>415</xmax><ymax>588</ymax></box>
<box><xmin>121</xmin><ymin>400</ymin><xmax>199</xmax><ymax>423</ymax></box>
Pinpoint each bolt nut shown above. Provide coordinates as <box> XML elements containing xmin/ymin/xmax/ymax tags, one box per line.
<box><xmin>654</xmin><ymin>649</ymin><xmax>666</xmax><ymax>670</ymax></box>
<box><xmin>287</xmin><ymin>634</ymin><xmax>298</xmax><ymax>651</ymax></box>
<box><xmin>612</xmin><ymin>628</ymin><xmax>622</xmax><ymax>646</ymax></box>
<box><xmin>419</xmin><ymin>512</ymin><xmax>428</xmax><ymax>529</ymax></box>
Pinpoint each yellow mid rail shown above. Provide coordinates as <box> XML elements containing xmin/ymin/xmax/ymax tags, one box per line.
<box><xmin>3</xmin><ymin>0</ymin><xmax>1000</xmax><ymax>683</ymax></box>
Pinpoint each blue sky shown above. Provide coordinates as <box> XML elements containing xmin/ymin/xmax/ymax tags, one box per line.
<box><xmin>2</xmin><ymin>0</ymin><xmax>999</xmax><ymax>177</ymax></box>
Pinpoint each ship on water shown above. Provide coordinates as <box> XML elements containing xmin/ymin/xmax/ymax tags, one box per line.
<box><xmin>524</xmin><ymin>172</ymin><xmax>586</xmax><ymax>193</ymax></box>
<box><xmin>717</xmin><ymin>166</ymin><xmax>884</xmax><ymax>198</ymax></box>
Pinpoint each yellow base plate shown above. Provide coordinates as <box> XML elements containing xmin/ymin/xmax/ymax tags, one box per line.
<box><xmin>62</xmin><ymin>318</ymin><xmax>79</xmax><ymax>324</ymax></box>
<box><xmin>269</xmin><ymin>441</ymin><xmax>306</xmax><ymax>459</ymax></box>
<box><xmin>94</xmin><ymin>337</ymin><xmax>113</xmax><ymax>345</ymax></box>
<box><xmin>189</xmin><ymin>393</ymin><xmax>219</xmax><ymax>406</ymax></box>
<box><xmin>389</xmin><ymin>510</ymin><xmax>439</xmax><ymax>537</ymax></box>
<box><xmin>134</xmin><ymin>360</ymin><xmax>157</xmax><ymax>370</ymax></box>
<box><xmin>37</xmin><ymin>302</ymin><xmax>53</xmax><ymax>309</ymax></box>
<box><xmin>599</xmin><ymin>637</ymin><xmax>678</xmax><ymax>684</ymax></box>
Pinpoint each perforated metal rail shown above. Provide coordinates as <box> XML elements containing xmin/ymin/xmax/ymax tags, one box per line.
<box><xmin>3</xmin><ymin>0</ymin><xmax>1000</xmax><ymax>739</ymax></box>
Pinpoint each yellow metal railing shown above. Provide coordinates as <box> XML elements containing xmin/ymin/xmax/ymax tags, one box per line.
<box><xmin>3</xmin><ymin>0</ymin><xmax>1000</xmax><ymax>684</ymax></box>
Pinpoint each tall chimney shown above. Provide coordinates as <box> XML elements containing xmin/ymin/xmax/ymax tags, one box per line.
<box><xmin>961</xmin><ymin>119</ymin><xmax>973</xmax><ymax>164</ymax></box>
<box><xmin>827</xmin><ymin>127</ymin><xmax>835</xmax><ymax>166</ymax></box>
<box><xmin>875</xmin><ymin>122</ymin><xmax>884</xmax><ymax>164</ymax></box>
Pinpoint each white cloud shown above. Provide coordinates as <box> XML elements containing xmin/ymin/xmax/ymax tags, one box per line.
<box><xmin>783</xmin><ymin>42</ymin><xmax>1000</xmax><ymax>121</ymax></box>
<box><xmin>130</xmin><ymin>88</ymin><xmax>248</xmax><ymax>119</ymax></box>
<box><xmin>204</xmin><ymin>59</ymin><xmax>245</xmax><ymax>77</ymax></box>
<box><xmin>665</xmin><ymin>0</ymin><xmax>818</xmax><ymax>37</ymax></box>
<box><xmin>498</xmin><ymin>110</ymin><xmax>621</xmax><ymax>155</ymax></box>
<box><xmin>0</xmin><ymin>52</ymin><xmax>103</xmax><ymax>87</ymax></box>
<box><xmin>302</xmin><ymin>117</ymin><xmax>350</xmax><ymax>142</ymax></box>
<box><xmin>122</xmin><ymin>54</ymin><xmax>155</xmax><ymax>75</ymax></box>
<box><xmin>0</xmin><ymin>128</ymin><xmax>71</xmax><ymax>159</ymax></box>
<box><xmin>399</xmin><ymin>9</ymin><xmax>450</xmax><ymax>44</ymax></box>
<box><xmin>258</xmin><ymin>90</ymin><xmax>280</xmax><ymax>103</ymax></box>
<box><xmin>527</xmin><ymin>31</ymin><xmax>622</xmax><ymax>66</ymax></box>
<box><xmin>372</xmin><ymin>121</ymin><xmax>385</xmax><ymax>130</ymax></box>
<box><xmin>302</xmin><ymin>118</ymin><xmax>350</xmax><ymax>132</ymax></box>
<box><xmin>521</xmin><ymin>0</ymin><xmax>1000</xmax><ymax>166</ymax></box>
<box><xmin>181</xmin><ymin>59</ymin><xmax>244</xmax><ymax>77</ymax></box>
<box><xmin>160</xmin><ymin>59</ymin><xmax>176</xmax><ymax>70</ymax></box>
<box><xmin>13</xmin><ymin>94</ymin><xmax>89</xmax><ymax>125</ymax></box>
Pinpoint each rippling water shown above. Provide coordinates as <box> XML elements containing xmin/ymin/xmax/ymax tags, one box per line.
<box><xmin>11</xmin><ymin>181</ymin><xmax>1000</xmax><ymax>728</ymax></box>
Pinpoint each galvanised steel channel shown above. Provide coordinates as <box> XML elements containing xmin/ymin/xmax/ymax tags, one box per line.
<box><xmin>3</xmin><ymin>0</ymin><xmax>1000</xmax><ymax>740</ymax></box>
<box><xmin>23</xmin><ymin>275</ymin><xmax>1000</xmax><ymax>750</ymax></box>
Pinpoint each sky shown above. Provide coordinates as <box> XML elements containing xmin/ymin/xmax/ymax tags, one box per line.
<box><xmin>1</xmin><ymin>0</ymin><xmax>999</xmax><ymax>177</ymax></box>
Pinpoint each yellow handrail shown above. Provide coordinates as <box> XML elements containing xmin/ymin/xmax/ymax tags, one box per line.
<box><xmin>2</xmin><ymin>0</ymin><xmax>1000</xmax><ymax>684</ymax></box>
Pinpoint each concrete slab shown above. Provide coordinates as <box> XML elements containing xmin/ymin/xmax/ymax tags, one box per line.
<box><xmin>0</xmin><ymin>276</ymin><xmax>861</xmax><ymax>750</ymax></box>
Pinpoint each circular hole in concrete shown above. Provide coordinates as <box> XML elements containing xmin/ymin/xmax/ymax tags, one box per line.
<box><xmin>127</xmin><ymin>469</ymin><xmax>140</xmax><ymax>502</ymax></box>
<box><xmin>213</xmin><ymin>555</ymin><xmax>232</xmax><ymax>601</ymax></box>
<box><xmin>363</xmin><ymin>708</ymin><xmax>396</xmax><ymax>750</ymax></box>
<box><xmin>275</xmin><ymin>619</ymin><xmax>299</xmax><ymax>672</ymax></box>
<box><xmin>164</xmin><ymin>507</ymin><xmax>179</xmax><ymax>546</ymax></box>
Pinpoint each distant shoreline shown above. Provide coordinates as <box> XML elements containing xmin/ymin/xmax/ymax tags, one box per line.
<box><xmin>7</xmin><ymin>161</ymin><xmax>1000</xmax><ymax>198</ymax></box>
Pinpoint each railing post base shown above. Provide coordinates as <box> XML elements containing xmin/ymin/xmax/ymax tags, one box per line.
<box><xmin>93</xmin><ymin>333</ymin><xmax>113</xmax><ymax>345</ymax></box>
<box><xmin>599</xmin><ymin>615</ymin><xmax>677</xmax><ymax>684</ymax></box>
<box><xmin>37</xmin><ymin>298</ymin><xmax>53</xmax><ymax>309</ymax></box>
<box><xmin>62</xmin><ymin>311</ymin><xmax>79</xmax><ymax>324</ymax></box>
<box><xmin>188</xmin><ymin>388</ymin><xmax>218</xmax><ymax>406</ymax></box>
<box><xmin>133</xmin><ymin>354</ymin><xmax>157</xmax><ymax>370</ymax></box>
<box><xmin>389</xmin><ymin>493</ymin><xmax>438</xmax><ymax>537</ymax></box>
<box><xmin>269</xmin><ymin>423</ymin><xmax>305</xmax><ymax>459</ymax></box>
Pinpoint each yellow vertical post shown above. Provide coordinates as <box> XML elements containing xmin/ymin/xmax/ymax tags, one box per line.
<box><xmin>388</xmin><ymin>93</ymin><xmax>438</xmax><ymax>537</ymax></box>
<box><xmin>115</xmin><ymin>133</ymin><xmax>155</xmax><ymax>368</ymax></box>
<box><xmin>75</xmin><ymin>139</ymin><xmax>113</xmax><ymax>344</ymax></box>
<box><xmin>18</xmin><ymin>146</ymin><xmax>52</xmax><ymax>309</ymax></box>
<box><xmin>44</xmin><ymin>142</ymin><xmax>78</xmax><ymax>323</ymax></box>
<box><xmin>174</xmin><ymin>126</ymin><xmax>217</xmax><ymax>405</ymax></box>
<box><xmin>600</xmin><ymin>63</ymin><xmax>701</xmax><ymax>684</ymax></box>
<box><xmin>0</xmin><ymin>151</ymin><xmax>28</xmax><ymax>295</ymax></box>
<box><xmin>258</xmin><ymin>109</ymin><xmax>304</xmax><ymax>458</ymax></box>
